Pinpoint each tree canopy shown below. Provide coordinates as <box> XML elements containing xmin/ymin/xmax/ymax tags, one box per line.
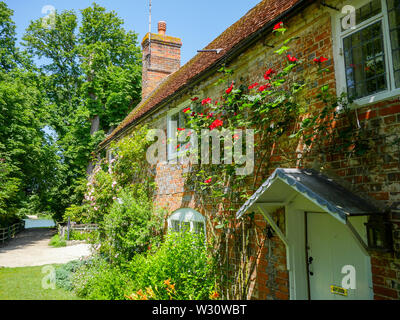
<box><xmin>0</xmin><ymin>1</ymin><xmax>142</xmax><ymax>221</ymax></box>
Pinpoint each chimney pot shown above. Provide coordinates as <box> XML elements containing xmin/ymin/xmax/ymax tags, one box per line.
<box><xmin>158</xmin><ymin>21</ymin><xmax>166</xmax><ymax>35</ymax></box>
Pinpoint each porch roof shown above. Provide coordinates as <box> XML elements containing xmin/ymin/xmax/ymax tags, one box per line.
<box><xmin>236</xmin><ymin>168</ymin><xmax>382</xmax><ymax>223</ymax></box>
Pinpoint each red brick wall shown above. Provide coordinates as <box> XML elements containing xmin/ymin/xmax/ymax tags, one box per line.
<box><xmin>141</xmin><ymin>35</ymin><xmax>182</xmax><ymax>99</ymax></box>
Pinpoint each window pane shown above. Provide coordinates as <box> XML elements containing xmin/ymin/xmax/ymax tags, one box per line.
<box><xmin>387</xmin><ymin>0</ymin><xmax>400</xmax><ymax>11</ymax></box>
<box><xmin>343</xmin><ymin>21</ymin><xmax>387</xmax><ymax>99</ymax></box>
<box><xmin>395</xmin><ymin>70</ymin><xmax>400</xmax><ymax>87</ymax></box>
<box><xmin>388</xmin><ymin>0</ymin><xmax>400</xmax><ymax>88</ymax></box>
<box><xmin>171</xmin><ymin>220</ymin><xmax>180</xmax><ymax>232</ymax></box>
<box><xmin>356</xmin><ymin>0</ymin><xmax>382</xmax><ymax>24</ymax></box>
<box><xmin>193</xmin><ymin>222</ymin><xmax>204</xmax><ymax>234</ymax></box>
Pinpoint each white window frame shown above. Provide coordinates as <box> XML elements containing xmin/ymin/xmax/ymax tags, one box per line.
<box><xmin>331</xmin><ymin>0</ymin><xmax>400</xmax><ymax>107</ymax></box>
<box><xmin>167</xmin><ymin>208</ymin><xmax>206</xmax><ymax>235</ymax></box>
<box><xmin>166</xmin><ymin>99</ymin><xmax>196</xmax><ymax>161</ymax></box>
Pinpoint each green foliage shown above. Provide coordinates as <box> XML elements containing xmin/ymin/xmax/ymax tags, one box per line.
<box><xmin>0</xmin><ymin>2</ymin><xmax>63</xmax><ymax>219</ymax></box>
<box><xmin>101</xmin><ymin>187</ymin><xmax>163</xmax><ymax>262</ymax></box>
<box><xmin>20</xmin><ymin>2</ymin><xmax>142</xmax><ymax>219</ymax></box>
<box><xmin>0</xmin><ymin>160</ymin><xmax>20</xmax><ymax>216</ymax></box>
<box><xmin>110</xmin><ymin>126</ymin><xmax>154</xmax><ymax>190</ymax></box>
<box><xmin>55</xmin><ymin>260</ymin><xmax>85</xmax><ymax>291</ymax></box>
<box><xmin>67</xmin><ymin>230</ymin><xmax>91</xmax><ymax>241</ymax></box>
<box><xmin>0</xmin><ymin>265</ymin><xmax>82</xmax><ymax>300</ymax></box>
<box><xmin>70</xmin><ymin>231</ymin><xmax>217</xmax><ymax>300</ymax></box>
<box><xmin>67</xmin><ymin>126</ymin><xmax>162</xmax><ymax>263</ymax></box>
<box><xmin>125</xmin><ymin>231</ymin><xmax>217</xmax><ymax>300</ymax></box>
<box><xmin>0</xmin><ymin>1</ymin><xmax>19</xmax><ymax>71</ymax></box>
<box><xmin>71</xmin><ymin>256</ymin><xmax>132</xmax><ymax>300</ymax></box>
<box><xmin>49</xmin><ymin>234</ymin><xmax>67</xmax><ymax>247</ymax></box>
<box><xmin>64</xmin><ymin>204</ymin><xmax>90</xmax><ymax>224</ymax></box>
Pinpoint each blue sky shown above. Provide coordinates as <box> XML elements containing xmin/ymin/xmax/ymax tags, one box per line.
<box><xmin>5</xmin><ymin>0</ymin><xmax>261</xmax><ymax>66</ymax></box>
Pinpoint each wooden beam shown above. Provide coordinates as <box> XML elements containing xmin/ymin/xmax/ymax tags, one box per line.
<box><xmin>257</xmin><ymin>202</ymin><xmax>286</xmax><ymax>206</ymax></box>
<box><xmin>257</xmin><ymin>205</ymin><xmax>289</xmax><ymax>247</ymax></box>
<box><xmin>346</xmin><ymin>220</ymin><xmax>370</xmax><ymax>256</ymax></box>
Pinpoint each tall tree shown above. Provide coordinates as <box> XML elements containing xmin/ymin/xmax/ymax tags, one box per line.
<box><xmin>0</xmin><ymin>2</ymin><xmax>61</xmax><ymax>222</ymax></box>
<box><xmin>0</xmin><ymin>1</ymin><xmax>18</xmax><ymax>71</ymax></box>
<box><xmin>22</xmin><ymin>3</ymin><xmax>142</xmax><ymax>218</ymax></box>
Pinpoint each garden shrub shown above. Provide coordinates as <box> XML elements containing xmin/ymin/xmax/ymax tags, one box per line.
<box><xmin>68</xmin><ymin>230</ymin><xmax>91</xmax><ymax>241</ymax></box>
<box><xmin>101</xmin><ymin>186</ymin><xmax>163</xmax><ymax>263</ymax></box>
<box><xmin>71</xmin><ymin>256</ymin><xmax>133</xmax><ymax>300</ymax></box>
<box><xmin>70</xmin><ymin>231</ymin><xmax>217</xmax><ymax>300</ymax></box>
<box><xmin>125</xmin><ymin>230</ymin><xmax>217</xmax><ymax>300</ymax></box>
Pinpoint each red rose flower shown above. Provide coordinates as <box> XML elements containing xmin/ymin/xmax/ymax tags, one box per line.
<box><xmin>204</xmin><ymin>178</ymin><xmax>212</xmax><ymax>184</ymax></box>
<box><xmin>263</xmin><ymin>68</ymin><xmax>275</xmax><ymax>80</ymax></box>
<box><xmin>259</xmin><ymin>83</ymin><xmax>271</xmax><ymax>92</ymax></box>
<box><xmin>191</xmin><ymin>97</ymin><xmax>199</xmax><ymax>101</ymax></box>
<box><xmin>226</xmin><ymin>81</ymin><xmax>234</xmax><ymax>94</ymax></box>
<box><xmin>313</xmin><ymin>56</ymin><xmax>328</xmax><ymax>63</ymax></box>
<box><xmin>183</xmin><ymin>107</ymin><xmax>191</xmax><ymax>113</ymax></box>
<box><xmin>248</xmin><ymin>82</ymin><xmax>259</xmax><ymax>90</ymax></box>
<box><xmin>177</xmin><ymin>128</ymin><xmax>185</xmax><ymax>132</ymax></box>
<box><xmin>287</xmin><ymin>54</ymin><xmax>298</xmax><ymax>62</ymax></box>
<box><xmin>273</xmin><ymin>22</ymin><xmax>283</xmax><ymax>31</ymax></box>
<box><xmin>209</xmin><ymin>119</ymin><xmax>223</xmax><ymax>130</ymax></box>
<box><xmin>206</xmin><ymin>113</ymin><xmax>214</xmax><ymax>119</ymax></box>
<box><xmin>202</xmin><ymin>98</ymin><xmax>212</xmax><ymax>105</ymax></box>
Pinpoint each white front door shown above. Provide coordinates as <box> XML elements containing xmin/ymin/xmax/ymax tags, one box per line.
<box><xmin>306</xmin><ymin>212</ymin><xmax>373</xmax><ymax>300</ymax></box>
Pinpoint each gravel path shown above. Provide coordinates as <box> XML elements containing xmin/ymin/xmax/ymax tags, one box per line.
<box><xmin>0</xmin><ymin>229</ymin><xmax>92</xmax><ymax>268</ymax></box>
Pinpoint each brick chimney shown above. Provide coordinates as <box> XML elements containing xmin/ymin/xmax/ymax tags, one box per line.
<box><xmin>141</xmin><ymin>21</ymin><xmax>182</xmax><ymax>99</ymax></box>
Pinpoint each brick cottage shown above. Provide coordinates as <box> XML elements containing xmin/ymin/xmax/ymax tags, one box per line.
<box><xmin>99</xmin><ymin>0</ymin><xmax>400</xmax><ymax>300</ymax></box>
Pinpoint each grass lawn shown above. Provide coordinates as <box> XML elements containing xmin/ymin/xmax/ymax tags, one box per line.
<box><xmin>0</xmin><ymin>265</ymin><xmax>83</xmax><ymax>300</ymax></box>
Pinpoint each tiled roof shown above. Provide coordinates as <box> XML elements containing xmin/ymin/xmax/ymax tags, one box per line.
<box><xmin>100</xmin><ymin>0</ymin><xmax>304</xmax><ymax>147</ymax></box>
